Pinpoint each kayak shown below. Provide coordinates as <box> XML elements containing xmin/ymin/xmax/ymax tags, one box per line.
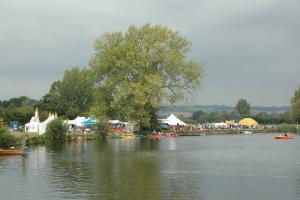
<box><xmin>120</xmin><ymin>135</ymin><xmax>136</xmax><ymax>139</ymax></box>
<box><xmin>274</xmin><ymin>135</ymin><xmax>295</xmax><ymax>140</ymax></box>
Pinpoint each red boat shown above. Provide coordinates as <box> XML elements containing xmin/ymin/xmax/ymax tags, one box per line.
<box><xmin>273</xmin><ymin>135</ymin><xmax>295</xmax><ymax>140</ymax></box>
<box><xmin>147</xmin><ymin>134</ymin><xmax>177</xmax><ymax>139</ymax></box>
<box><xmin>0</xmin><ymin>149</ymin><xmax>24</xmax><ymax>156</ymax></box>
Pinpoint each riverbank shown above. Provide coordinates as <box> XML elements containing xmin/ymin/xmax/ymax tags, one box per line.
<box><xmin>1</xmin><ymin>124</ymin><xmax>299</xmax><ymax>148</ymax></box>
<box><xmin>177</xmin><ymin>124</ymin><xmax>300</xmax><ymax>136</ymax></box>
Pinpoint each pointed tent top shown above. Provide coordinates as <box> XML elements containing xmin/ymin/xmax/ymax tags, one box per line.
<box><xmin>164</xmin><ymin>114</ymin><xmax>187</xmax><ymax>126</ymax></box>
<box><xmin>54</xmin><ymin>112</ymin><xmax>58</xmax><ymax>118</ymax></box>
<box><xmin>35</xmin><ymin>107</ymin><xmax>39</xmax><ymax>119</ymax></box>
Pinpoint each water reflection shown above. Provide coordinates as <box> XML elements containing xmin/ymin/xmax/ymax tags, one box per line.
<box><xmin>43</xmin><ymin>139</ymin><xmax>163</xmax><ymax>200</ymax></box>
<box><xmin>1</xmin><ymin>135</ymin><xmax>300</xmax><ymax>200</ymax></box>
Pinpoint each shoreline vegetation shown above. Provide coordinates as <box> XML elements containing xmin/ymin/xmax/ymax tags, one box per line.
<box><xmin>1</xmin><ymin>124</ymin><xmax>299</xmax><ymax>149</ymax></box>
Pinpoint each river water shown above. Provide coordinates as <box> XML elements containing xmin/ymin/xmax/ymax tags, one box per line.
<box><xmin>1</xmin><ymin>134</ymin><xmax>300</xmax><ymax>200</ymax></box>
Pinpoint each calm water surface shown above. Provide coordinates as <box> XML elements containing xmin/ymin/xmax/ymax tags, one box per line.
<box><xmin>1</xmin><ymin>134</ymin><xmax>300</xmax><ymax>200</ymax></box>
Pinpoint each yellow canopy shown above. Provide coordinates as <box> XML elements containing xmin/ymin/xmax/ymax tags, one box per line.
<box><xmin>239</xmin><ymin>118</ymin><xmax>258</xmax><ymax>127</ymax></box>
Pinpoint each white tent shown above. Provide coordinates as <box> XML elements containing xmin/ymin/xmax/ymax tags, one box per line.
<box><xmin>25</xmin><ymin>121</ymin><xmax>40</xmax><ymax>133</ymax></box>
<box><xmin>38</xmin><ymin>114</ymin><xmax>56</xmax><ymax>134</ymax></box>
<box><xmin>109</xmin><ymin>119</ymin><xmax>123</xmax><ymax>124</ymax></box>
<box><xmin>213</xmin><ymin>122</ymin><xmax>228</xmax><ymax>128</ymax></box>
<box><xmin>25</xmin><ymin>110</ymin><xmax>57</xmax><ymax>135</ymax></box>
<box><xmin>162</xmin><ymin>114</ymin><xmax>187</xmax><ymax>126</ymax></box>
<box><xmin>68</xmin><ymin>116</ymin><xmax>86</xmax><ymax>127</ymax></box>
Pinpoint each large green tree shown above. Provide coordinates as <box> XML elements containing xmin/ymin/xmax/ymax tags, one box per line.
<box><xmin>235</xmin><ymin>98</ymin><xmax>251</xmax><ymax>118</ymax></box>
<box><xmin>291</xmin><ymin>86</ymin><xmax>300</xmax><ymax>123</ymax></box>
<box><xmin>90</xmin><ymin>24</ymin><xmax>204</xmax><ymax>129</ymax></box>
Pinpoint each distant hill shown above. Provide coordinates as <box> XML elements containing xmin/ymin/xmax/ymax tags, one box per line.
<box><xmin>159</xmin><ymin>105</ymin><xmax>291</xmax><ymax>117</ymax></box>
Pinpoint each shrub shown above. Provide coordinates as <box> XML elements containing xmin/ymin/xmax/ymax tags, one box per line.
<box><xmin>0</xmin><ymin>124</ymin><xmax>18</xmax><ymax>148</ymax></box>
<box><xmin>274</xmin><ymin>124</ymin><xmax>300</xmax><ymax>133</ymax></box>
<box><xmin>27</xmin><ymin>133</ymin><xmax>44</xmax><ymax>145</ymax></box>
<box><xmin>95</xmin><ymin>120</ymin><xmax>109</xmax><ymax>140</ymax></box>
<box><xmin>44</xmin><ymin>118</ymin><xmax>66</xmax><ymax>143</ymax></box>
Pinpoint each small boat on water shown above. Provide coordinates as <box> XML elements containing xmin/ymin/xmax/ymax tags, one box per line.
<box><xmin>0</xmin><ymin>149</ymin><xmax>24</xmax><ymax>156</ymax></box>
<box><xmin>120</xmin><ymin>133</ymin><xmax>136</xmax><ymax>139</ymax></box>
<box><xmin>147</xmin><ymin>134</ymin><xmax>177</xmax><ymax>139</ymax></box>
<box><xmin>242</xmin><ymin>131</ymin><xmax>253</xmax><ymax>135</ymax></box>
<box><xmin>274</xmin><ymin>135</ymin><xmax>295</xmax><ymax>140</ymax></box>
<box><xmin>0</xmin><ymin>135</ymin><xmax>27</xmax><ymax>156</ymax></box>
<box><xmin>120</xmin><ymin>135</ymin><xmax>136</xmax><ymax>139</ymax></box>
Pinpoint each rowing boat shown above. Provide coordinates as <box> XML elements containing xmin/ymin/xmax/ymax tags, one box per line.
<box><xmin>147</xmin><ymin>134</ymin><xmax>177</xmax><ymax>139</ymax></box>
<box><xmin>0</xmin><ymin>149</ymin><xmax>24</xmax><ymax>156</ymax></box>
<box><xmin>273</xmin><ymin>135</ymin><xmax>295</xmax><ymax>140</ymax></box>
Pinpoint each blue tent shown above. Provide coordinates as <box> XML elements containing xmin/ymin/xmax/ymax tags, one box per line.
<box><xmin>9</xmin><ymin>121</ymin><xmax>19</xmax><ymax>130</ymax></box>
<box><xmin>83</xmin><ymin>118</ymin><xmax>94</xmax><ymax>127</ymax></box>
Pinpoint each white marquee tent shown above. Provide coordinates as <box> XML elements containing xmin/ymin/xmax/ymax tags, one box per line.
<box><xmin>161</xmin><ymin>114</ymin><xmax>187</xmax><ymax>126</ymax></box>
<box><xmin>68</xmin><ymin>116</ymin><xmax>86</xmax><ymax>127</ymax></box>
<box><xmin>25</xmin><ymin>108</ymin><xmax>57</xmax><ymax>135</ymax></box>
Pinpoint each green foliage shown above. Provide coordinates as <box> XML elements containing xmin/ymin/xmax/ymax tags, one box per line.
<box><xmin>177</xmin><ymin>114</ymin><xmax>195</xmax><ymax>124</ymax></box>
<box><xmin>26</xmin><ymin>133</ymin><xmax>44</xmax><ymax>145</ymax></box>
<box><xmin>190</xmin><ymin>110</ymin><xmax>236</xmax><ymax>123</ymax></box>
<box><xmin>38</xmin><ymin>81</ymin><xmax>65</xmax><ymax>115</ymax></box>
<box><xmin>291</xmin><ymin>86</ymin><xmax>300</xmax><ymax>123</ymax></box>
<box><xmin>38</xmin><ymin>67</ymin><xmax>94</xmax><ymax>118</ymax></box>
<box><xmin>0</xmin><ymin>96</ymin><xmax>38</xmax><ymax>125</ymax></box>
<box><xmin>190</xmin><ymin>109</ymin><xmax>292</xmax><ymax>124</ymax></box>
<box><xmin>90</xmin><ymin>24</ymin><xmax>204</xmax><ymax>129</ymax></box>
<box><xmin>0</xmin><ymin>124</ymin><xmax>17</xmax><ymax>147</ymax></box>
<box><xmin>190</xmin><ymin>110</ymin><xmax>206</xmax><ymax>121</ymax></box>
<box><xmin>44</xmin><ymin>118</ymin><xmax>66</xmax><ymax>143</ymax></box>
<box><xmin>94</xmin><ymin>120</ymin><xmax>109</xmax><ymax>140</ymax></box>
<box><xmin>273</xmin><ymin>124</ymin><xmax>300</xmax><ymax>133</ymax></box>
<box><xmin>252</xmin><ymin>112</ymin><xmax>291</xmax><ymax>124</ymax></box>
<box><xmin>235</xmin><ymin>98</ymin><xmax>251</xmax><ymax>118</ymax></box>
<box><xmin>0</xmin><ymin>96</ymin><xmax>37</xmax><ymax>108</ymax></box>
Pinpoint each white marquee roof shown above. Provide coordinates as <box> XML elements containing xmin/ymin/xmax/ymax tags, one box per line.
<box><xmin>162</xmin><ymin>114</ymin><xmax>187</xmax><ymax>126</ymax></box>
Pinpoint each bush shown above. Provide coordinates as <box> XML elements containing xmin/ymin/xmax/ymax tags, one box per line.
<box><xmin>273</xmin><ymin>124</ymin><xmax>300</xmax><ymax>133</ymax></box>
<box><xmin>0</xmin><ymin>124</ymin><xmax>18</xmax><ymax>148</ymax></box>
<box><xmin>44</xmin><ymin>118</ymin><xmax>66</xmax><ymax>143</ymax></box>
<box><xmin>27</xmin><ymin>133</ymin><xmax>44</xmax><ymax>145</ymax></box>
<box><xmin>95</xmin><ymin>120</ymin><xmax>109</xmax><ymax>140</ymax></box>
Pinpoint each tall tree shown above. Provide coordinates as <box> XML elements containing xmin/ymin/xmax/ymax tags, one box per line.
<box><xmin>38</xmin><ymin>80</ymin><xmax>66</xmax><ymax>115</ymax></box>
<box><xmin>59</xmin><ymin>67</ymin><xmax>94</xmax><ymax>117</ymax></box>
<box><xmin>235</xmin><ymin>98</ymin><xmax>251</xmax><ymax>118</ymax></box>
<box><xmin>90</xmin><ymin>24</ymin><xmax>204</xmax><ymax>129</ymax></box>
<box><xmin>39</xmin><ymin>67</ymin><xmax>94</xmax><ymax>118</ymax></box>
<box><xmin>291</xmin><ymin>86</ymin><xmax>300</xmax><ymax>123</ymax></box>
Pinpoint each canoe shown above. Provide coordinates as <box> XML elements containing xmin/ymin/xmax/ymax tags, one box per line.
<box><xmin>274</xmin><ymin>135</ymin><xmax>295</xmax><ymax>140</ymax></box>
<box><xmin>0</xmin><ymin>149</ymin><xmax>24</xmax><ymax>156</ymax></box>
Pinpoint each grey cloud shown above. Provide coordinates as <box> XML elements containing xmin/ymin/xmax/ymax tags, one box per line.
<box><xmin>0</xmin><ymin>0</ymin><xmax>299</xmax><ymax>106</ymax></box>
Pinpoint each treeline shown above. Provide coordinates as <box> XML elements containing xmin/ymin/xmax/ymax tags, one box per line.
<box><xmin>0</xmin><ymin>96</ymin><xmax>39</xmax><ymax>124</ymax></box>
<box><xmin>161</xmin><ymin>105</ymin><xmax>290</xmax><ymax>114</ymax></box>
<box><xmin>187</xmin><ymin>110</ymin><xmax>292</xmax><ymax>124</ymax></box>
<box><xmin>36</xmin><ymin>67</ymin><xmax>94</xmax><ymax>119</ymax></box>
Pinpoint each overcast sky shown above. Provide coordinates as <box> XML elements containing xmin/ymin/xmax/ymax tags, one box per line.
<box><xmin>1</xmin><ymin>0</ymin><xmax>299</xmax><ymax>106</ymax></box>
